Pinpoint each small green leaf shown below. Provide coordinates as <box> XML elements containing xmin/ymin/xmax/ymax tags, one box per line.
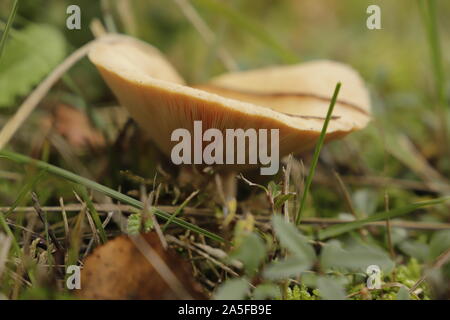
<box><xmin>320</xmin><ymin>241</ymin><xmax>395</xmax><ymax>273</ymax></box>
<box><xmin>396</xmin><ymin>286</ymin><xmax>410</xmax><ymax>300</ymax></box>
<box><xmin>429</xmin><ymin>230</ymin><xmax>450</xmax><ymax>260</ymax></box>
<box><xmin>272</xmin><ymin>215</ymin><xmax>316</xmax><ymax>261</ymax></box>
<box><xmin>398</xmin><ymin>240</ymin><xmax>430</xmax><ymax>262</ymax></box>
<box><xmin>317</xmin><ymin>276</ymin><xmax>347</xmax><ymax>300</ymax></box>
<box><xmin>214</xmin><ymin>278</ymin><xmax>249</xmax><ymax>300</ymax></box>
<box><xmin>352</xmin><ymin>188</ymin><xmax>378</xmax><ymax>215</ymax></box>
<box><xmin>127</xmin><ymin>214</ymin><xmax>141</xmax><ymax>235</ymax></box>
<box><xmin>252</xmin><ymin>283</ymin><xmax>281</xmax><ymax>300</ymax></box>
<box><xmin>230</xmin><ymin>232</ymin><xmax>266</xmax><ymax>276</ymax></box>
<box><xmin>301</xmin><ymin>272</ymin><xmax>319</xmax><ymax>288</ymax></box>
<box><xmin>263</xmin><ymin>256</ymin><xmax>312</xmax><ymax>280</ymax></box>
<box><xmin>0</xmin><ymin>24</ymin><xmax>66</xmax><ymax>107</ymax></box>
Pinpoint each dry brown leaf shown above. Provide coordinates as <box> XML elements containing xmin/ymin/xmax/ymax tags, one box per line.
<box><xmin>42</xmin><ymin>104</ymin><xmax>105</xmax><ymax>149</ymax></box>
<box><xmin>78</xmin><ymin>232</ymin><xmax>206</xmax><ymax>300</ymax></box>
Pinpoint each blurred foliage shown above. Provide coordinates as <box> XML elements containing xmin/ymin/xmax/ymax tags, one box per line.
<box><xmin>0</xmin><ymin>24</ymin><xmax>66</xmax><ymax>107</ymax></box>
<box><xmin>1</xmin><ymin>0</ymin><xmax>450</xmax><ymax>300</ymax></box>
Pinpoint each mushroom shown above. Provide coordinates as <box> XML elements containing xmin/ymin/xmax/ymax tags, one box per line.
<box><xmin>88</xmin><ymin>35</ymin><xmax>370</xmax><ymax>200</ymax></box>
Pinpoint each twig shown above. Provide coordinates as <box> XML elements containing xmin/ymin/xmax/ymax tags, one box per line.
<box><xmin>193</xmin><ymin>242</ymin><xmax>242</xmax><ymax>269</ymax></box>
<box><xmin>167</xmin><ymin>235</ymin><xmax>240</xmax><ymax>277</ymax></box>
<box><xmin>333</xmin><ymin>170</ymin><xmax>360</xmax><ymax>219</ymax></box>
<box><xmin>3</xmin><ymin>204</ymin><xmax>450</xmax><ymax>231</ymax></box>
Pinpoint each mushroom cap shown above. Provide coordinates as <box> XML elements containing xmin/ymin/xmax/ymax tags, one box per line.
<box><xmin>88</xmin><ymin>35</ymin><xmax>371</xmax><ymax>172</ymax></box>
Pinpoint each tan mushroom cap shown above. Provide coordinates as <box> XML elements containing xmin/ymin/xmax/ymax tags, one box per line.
<box><xmin>88</xmin><ymin>35</ymin><xmax>371</xmax><ymax>171</ymax></box>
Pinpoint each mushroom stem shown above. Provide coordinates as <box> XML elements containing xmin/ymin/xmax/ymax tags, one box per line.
<box><xmin>178</xmin><ymin>167</ymin><xmax>237</xmax><ymax>217</ymax></box>
<box><xmin>220</xmin><ymin>171</ymin><xmax>237</xmax><ymax>217</ymax></box>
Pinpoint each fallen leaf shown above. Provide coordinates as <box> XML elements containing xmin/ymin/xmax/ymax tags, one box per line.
<box><xmin>78</xmin><ymin>232</ymin><xmax>206</xmax><ymax>300</ymax></box>
<box><xmin>42</xmin><ymin>104</ymin><xmax>105</xmax><ymax>149</ymax></box>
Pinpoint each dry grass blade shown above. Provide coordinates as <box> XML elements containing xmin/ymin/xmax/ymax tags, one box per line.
<box><xmin>409</xmin><ymin>246</ymin><xmax>450</xmax><ymax>293</ymax></box>
<box><xmin>0</xmin><ymin>233</ymin><xmax>12</xmax><ymax>280</ymax></box>
<box><xmin>3</xmin><ymin>204</ymin><xmax>450</xmax><ymax>231</ymax></box>
<box><xmin>167</xmin><ymin>235</ymin><xmax>241</xmax><ymax>276</ymax></box>
<box><xmin>333</xmin><ymin>171</ymin><xmax>360</xmax><ymax>219</ymax></box>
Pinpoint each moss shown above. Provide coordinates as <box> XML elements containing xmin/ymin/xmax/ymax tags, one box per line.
<box><xmin>285</xmin><ymin>285</ymin><xmax>319</xmax><ymax>300</ymax></box>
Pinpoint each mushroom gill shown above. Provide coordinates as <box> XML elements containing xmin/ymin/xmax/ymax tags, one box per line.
<box><xmin>88</xmin><ymin>35</ymin><xmax>371</xmax><ymax>172</ymax></box>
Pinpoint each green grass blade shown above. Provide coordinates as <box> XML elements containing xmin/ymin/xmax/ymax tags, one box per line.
<box><xmin>295</xmin><ymin>83</ymin><xmax>341</xmax><ymax>225</ymax></box>
<box><xmin>194</xmin><ymin>0</ymin><xmax>298</xmax><ymax>63</ymax></box>
<box><xmin>75</xmin><ymin>185</ymin><xmax>108</xmax><ymax>244</ymax></box>
<box><xmin>418</xmin><ymin>0</ymin><xmax>445</xmax><ymax>105</ymax></box>
<box><xmin>318</xmin><ymin>196</ymin><xmax>450</xmax><ymax>240</ymax></box>
<box><xmin>4</xmin><ymin>169</ymin><xmax>46</xmax><ymax>218</ymax></box>
<box><xmin>163</xmin><ymin>190</ymin><xmax>199</xmax><ymax>231</ymax></box>
<box><xmin>0</xmin><ymin>0</ymin><xmax>18</xmax><ymax>60</ymax></box>
<box><xmin>0</xmin><ymin>150</ymin><xmax>225</xmax><ymax>243</ymax></box>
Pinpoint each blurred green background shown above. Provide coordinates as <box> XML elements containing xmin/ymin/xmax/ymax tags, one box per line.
<box><xmin>1</xmin><ymin>0</ymin><xmax>450</xmax><ymax>299</ymax></box>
